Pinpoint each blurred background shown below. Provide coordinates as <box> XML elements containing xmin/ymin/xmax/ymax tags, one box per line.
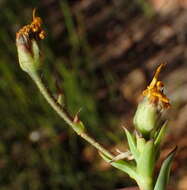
<box><xmin>0</xmin><ymin>0</ymin><xmax>187</xmax><ymax>189</ymax></box>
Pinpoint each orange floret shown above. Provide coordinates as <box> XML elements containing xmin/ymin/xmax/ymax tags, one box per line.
<box><xmin>16</xmin><ymin>9</ymin><xmax>46</xmax><ymax>41</ymax></box>
<box><xmin>142</xmin><ymin>64</ymin><xmax>170</xmax><ymax>109</ymax></box>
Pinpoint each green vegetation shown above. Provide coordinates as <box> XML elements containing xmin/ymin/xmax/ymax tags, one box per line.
<box><xmin>0</xmin><ymin>1</ymin><xmax>120</xmax><ymax>189</ymax></box>
<box><xmin>16</xmin><ymin>5</ymin><xmax>175</xmax><ymax>189</ymax></box>
<box><xmin>0</xmin><ymin>0</ymin><xmax>178</xmax><ymax>189</ymax></box>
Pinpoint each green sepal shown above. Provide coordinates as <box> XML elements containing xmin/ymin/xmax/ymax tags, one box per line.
<box><xmin>100</xmin><ymin>153</ymin><xmax>138</xmax><ymax>180</ymax></box>
<box><xmin>154</xmin><ymin>147</ymin><xmax>177</xmax><ymax>190</ymax></box>
<box><xmin>137</xmin><ymin>140</ymin><xmax>155</xmax><ymax>178</ymax></box>
<box><xmin>124</xmin><ymin>128</ymin><xmax>139</xmax><ymax>161</ymax></box>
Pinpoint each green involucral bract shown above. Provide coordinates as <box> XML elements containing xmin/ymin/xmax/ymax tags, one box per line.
<box><xmin>133</xmin><ymin>98</ymin><xmax>160</xmax><ymax>137</ymax></box>
<box><xmin>16</xmin><ymin>36</ymin><xmax>40</xmax><ymax>75</ymax></box>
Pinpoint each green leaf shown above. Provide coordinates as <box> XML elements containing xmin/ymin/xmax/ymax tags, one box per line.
<box><xmin>137</xmin><ymin>140</ymin><xmax>155</xmax><ymax>178</ymax></box>
<box><xmin>154</xmin><ymin>147</ymin><xmax>177</xmax><ymax>190</ymax></box>
<box><xmin>124</xmin><ymin>128</ymin><xmax>139</xmax><ymax>161</ymax></box>
<box><xmin>154</xmin><ymin>121</ymin><xmax>167</xmax><ymax>148</ymax></box>
<box><xmin>100</xmin><ymin>153</ymin><xmax>138</xmax><ymax>180</ymax></box>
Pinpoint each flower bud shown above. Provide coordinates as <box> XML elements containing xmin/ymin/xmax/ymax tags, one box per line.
<box><xmin>133</xmin><ymin>64</ymin><xmax>170</xmax><ymax>137</ymax></box>
<box><xmin>16</xmin><ymin>34</ymin><xmax>40</xmax><ymax>74</ymax></box>
<box><xmin>133</xmin><ymin>97</ymin><xmax>160</xmax><ymax>136</ymax></box>
<box><xmin>16</xmin><ymin>9</ymin><xmax>45</xmax><ymax>75</ymax></box>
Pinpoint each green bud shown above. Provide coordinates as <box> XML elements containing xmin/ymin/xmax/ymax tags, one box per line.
<box><xmin>133</xmin><ymin>98</ymin><xmax>160</xmax><ymax>137</ymax></box>
<box><xmin>16</xmin><ymin>34</ymin><xmax>40</xmax><ymax>75</ymax></box>
<box><xmin>134</xmin><ymin>64</ymin><xmax>170</xmax><ymax>137</ymax></box>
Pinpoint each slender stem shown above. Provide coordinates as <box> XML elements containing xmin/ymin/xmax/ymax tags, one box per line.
<box><xmin>30</xmin><ymin>72</ymin><xmax>114</xmax><ymax>159</ymax></box>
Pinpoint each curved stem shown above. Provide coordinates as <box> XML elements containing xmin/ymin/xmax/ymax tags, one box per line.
<box><xmin>30</xmin><ymin>72</ymin><xmax>114</xmax><ymax>159</ymax></box>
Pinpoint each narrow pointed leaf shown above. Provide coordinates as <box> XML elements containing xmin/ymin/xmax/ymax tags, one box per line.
<box><xmin>100</xmin><ymin>153</ymin><xmax>138</xmax><ymax>180</ymax></box>
<box><xmin>154</xmin><ymin>147</ymin><xmax>177</xmax><ymax>190</ymax></box>
<box><xmin>124</xmin><ymin>128</ymin><xmax>139</xmax><ymax>161</ymax></box>
<box><xmin>154</xmin><ymin>121</ymin><xmax>168</xmax><ymax>148</ymax></box>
